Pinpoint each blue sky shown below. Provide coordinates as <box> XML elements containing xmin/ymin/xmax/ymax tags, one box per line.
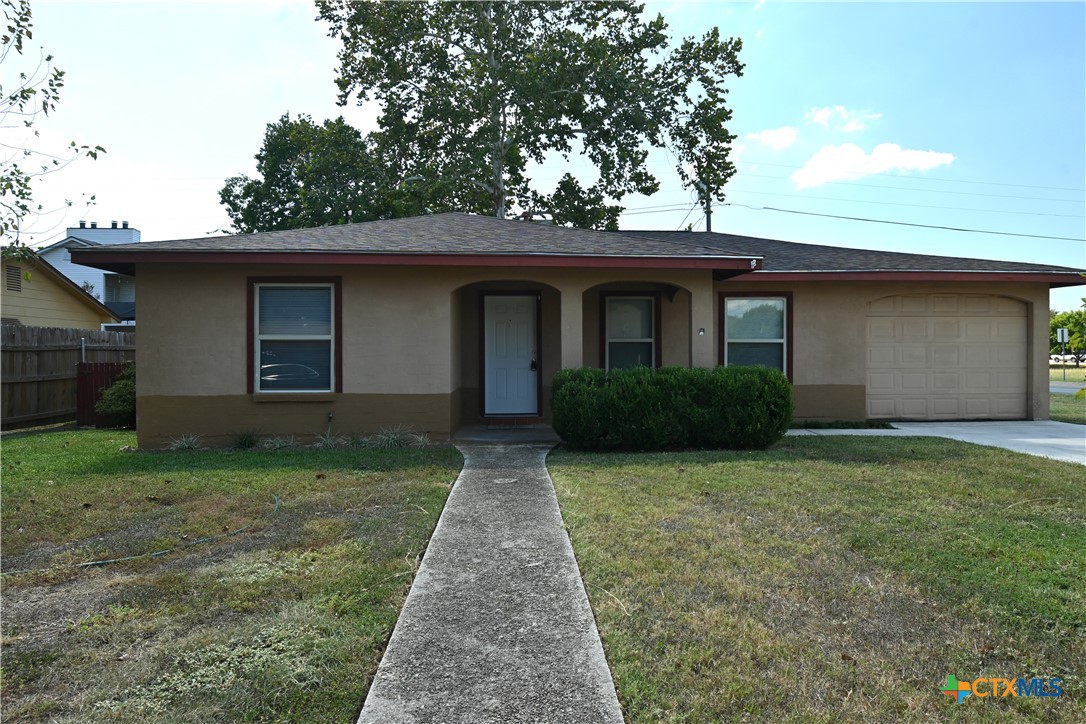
<box><xmin>13</xmin><ymin>0</ymin><xmax>1085</xmax><ymax>309</ymax></box>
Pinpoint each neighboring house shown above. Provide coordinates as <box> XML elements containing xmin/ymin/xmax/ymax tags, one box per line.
<box><xmin>36</xmin><ymin>221</ymin><xmax>140</xmax><ymax>326</ymax></box>
<box><xmin>1</xmin><ymin>254</ymin><xmax>119</xmax><ymax>329</ymax></box>
<box><xmin>72</xmin><ymin>213</ymin><xmax>1083</xmax><ymax>448</ymax></box>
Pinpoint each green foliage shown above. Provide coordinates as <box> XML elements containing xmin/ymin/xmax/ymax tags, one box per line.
<box><xmin>1</xmin><ymin>0</ymin><xmax>104</xmax><ymax>241</ymax></box>
<box><xmin>1050</xmin><ymin>302</ymin><xmax>1086</xmax><ymax>358</ymax></box>
<box><xmin>552</xmin><ymin>365</ymin><xmax>793</xmax><ymax>451</ymax></box>
<box><xmin>167</xmin><ymin>433</ymin><xmax>204</xmax><ymax>451</ymax></box>
<box><xmin>231</xmin><ymin>430</ymin><xmax>260</xmax><ymax>450</ymax></box>
<box><xmin>316</xmin><ymin>0</ymin><xmax>743</xmax><ymax>227</ymax></box>
<box><xmin>219</xmin><ymin>114</ymin><xmax>455</xmax><ymax>234</ymax></box>
<box><xmin>94</xmin><ymin>364</ymin><xmax>136</xmax><ymax>428</ymax></box>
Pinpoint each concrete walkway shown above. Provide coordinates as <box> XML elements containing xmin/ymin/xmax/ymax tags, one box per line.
<box><xmin>788</xmin><ymin>420</ymin><xmax>1085</xmax><ymax>465</ymax></box>
<box><xmin>357</xmin><ymin>443</ymin><xmax>623</xmax><ymax>724</ymax></box>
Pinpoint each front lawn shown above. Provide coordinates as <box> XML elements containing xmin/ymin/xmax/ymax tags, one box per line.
<box><xmin>0</xmin><ymin>430</ymin><xmax>461</xmax><ymax>722</ymax></box>
<box><xmin>551</xmin><ymin>438</ymin><xmax>1084</xmax><ymax>722</ymax></box>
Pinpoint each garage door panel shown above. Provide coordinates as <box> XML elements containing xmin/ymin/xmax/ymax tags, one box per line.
<box><xmin>900</xmin><ymin>398</ymin><xmax>929</xmax><ymax>417</ymax></box>
<box><xmin>866</xmin><ymin>295</ymin><xmax>1026</xmax><ymax>420</ymax></box>
<box><xmin>900</xmin><ymin>296</ymin><xmax>928</xmax><ymax>314</ymax></box>
<box><xmin>933</xmin><ymin>398</ymin><xmax>961</xmax><ymax>415</ymax></box>
<box><xmin>901</xmin><ymin>320</ymin><xmax>929</xmax><ymax>339</ymax></box>
<box><xmin>868</xmin><ymin>318</ymin><xmax>895</xmax><ymax>339</ymax></box>
<box><xmin>933</xmin><ymin>372</ymin><xmax>959</xmax><ymax>389</ymax></box>
<box><xmin>996</xmin><ymin>397</ymin><xmax>1027</xmax><ymax>416</ymax></box>
<box><xmin>963</xmin><ymin>372</ymin><xmax>991</xmax><ymax>391</ymax></box>
<box><xmin>962</xmin><ymin>346</ymin><xmax>992</xmax><ymax>366</ymax></box>
<box><xmin>933</xmin><ymin>320</ymin><xmax>960</xmax><ymax>339</ymax></box>
<box><xmin>963</xmin><ymin>320</ymin><xmax>991</xmax><ymax>339</ymax></box>
<box><xmin>898</xmin><ymin>346</ymin><xmax>928</xmax><ymax>366</ymax></box>
<box><xmin>932</xmin><ymin>346</ymin><xmax>960</xmax><ymax>365</ymax></box>
<box><xmin>995</xmin><ymin>319</ymin><xmax>1026</xmax><ymax>341</ymax></box>
<box><xmin>964</xmin><ymin>398</ymin><xmax>992</xmax><ymax>416</ymax></box>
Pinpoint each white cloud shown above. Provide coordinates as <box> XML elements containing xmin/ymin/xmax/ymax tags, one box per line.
<box><xmin>753</xmin><ymin>0</ymin><xmax>766</xmax><ymax>11</ymax></box>
<box><xmin>790</xmin><ymin>143</ymin><xmax>955</xmax><ymax>189</ymax></box>
<box><xmin>746</xmin><ymin>126</ymin><xmax>797</xmax><ymax>151</ymax></box>
<box><xmin>805</xmin><ymin>106</ymin><xmax>882</xmax><ymax>132</ymax></box>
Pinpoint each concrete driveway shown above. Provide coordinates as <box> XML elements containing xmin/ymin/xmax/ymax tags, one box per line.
<box><xmin>789</xmin><ymin>421</ymin><xmax>1084</xmax><ymax>464</ymax></box>
<box><xmin>1051</xmin><ymin>381</ymin><xmax>1085</xmax><ymax>396</ymax></box>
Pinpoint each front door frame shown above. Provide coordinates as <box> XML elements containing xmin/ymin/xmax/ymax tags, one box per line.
<box><xmin>479</xmin><ymin>291</ymin><xmax>543</xmax><ymax>418</ymax></box>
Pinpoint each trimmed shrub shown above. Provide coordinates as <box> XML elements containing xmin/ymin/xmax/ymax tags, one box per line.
<box><xmin>95</xmin><ymin>363</ymin><xmax>136</xmax><ymax>428</ymax></box>
<box><xmin>551</xmin><ymin>367</ymin><xmax>608</xmax><ymax>449</ymax></box>
<box><xmin>551</xmin><ymin>365</ymin><xmax>793</xmax><ymax>451</ymax></box>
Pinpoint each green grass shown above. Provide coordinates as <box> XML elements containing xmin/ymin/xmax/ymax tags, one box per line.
<box><xmin>1049</xmin><ymin>365</ymin><xmax>1086</xmax><ymax>384</ymax></box>
<box><xmin>1050</xmin><ymin>392</ymin><xmax>1086</xmax><ymax>425</ymax></box>
<box><xmin>0</xmin><ymin>429</ymin><xmax>462</xmax><ymax>722</ymax></box>
<box><xmin>550</xmin><ymin>438</ymin><xmax>1085</xmax><ymax>722</ymax></box>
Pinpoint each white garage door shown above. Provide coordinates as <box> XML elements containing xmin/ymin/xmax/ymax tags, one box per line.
<box><xmin>866</xmin><ymin>294</ymin><xmax>1027</xmax><ymax>420</ymax></box>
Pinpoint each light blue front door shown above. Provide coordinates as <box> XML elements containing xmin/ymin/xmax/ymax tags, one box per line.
<box><xmin>484</xmin><ymin>295</ymin><xmax>537</xmax><ymax>415</ymax></box>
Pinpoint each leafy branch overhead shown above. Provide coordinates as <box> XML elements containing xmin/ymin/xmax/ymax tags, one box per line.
<box><xmin>316</xmin><ymin>0</ymin><xmax>743</xmax><ymax>228</ymax></box>
<box><xmin>1</xmin><ymin>0</ymin><xmax>104</xmax><ymax>243</ymax></box>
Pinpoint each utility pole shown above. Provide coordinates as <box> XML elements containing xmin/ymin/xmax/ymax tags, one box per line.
<box><xmin>694</xmin><ymin>179</ymin><xmax>712</xmax><ymax>232</ymax></box>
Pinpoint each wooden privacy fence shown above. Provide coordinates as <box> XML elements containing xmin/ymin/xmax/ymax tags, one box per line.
<box><xmin>77</xmin><ymin>362</ymin><xmax>129</xmax><ymax>427</ymax></box>
<box><xmin>1</xmin><ymin>325</ymin><xmax>135</xmax><ymax>430</ymax></box>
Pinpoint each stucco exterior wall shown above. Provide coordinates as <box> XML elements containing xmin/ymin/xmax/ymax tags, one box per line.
<box><xmin>132</xmin><ymin>263</ymin><xmax>1055</xmax><ymax>446</ymax></box>
<box><xmin>135</xmin><ymin>263</ymin><xmax>711</xmax><ymax>447</ymax></box>
<box><xmin>0</xmin><ymin>259</ymin><xmax>115</xmax><ymax>329</ymax></box>
<box><xmin>715</xmin><ymin>279</ymin><xmax>1052</xmax><ymax>420</ymax></box>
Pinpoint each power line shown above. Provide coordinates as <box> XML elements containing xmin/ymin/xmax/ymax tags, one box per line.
<box><xmin>737</xmin><ymin>171</ymin><xmax>1085</xmax><ymax>203</ymax></box>
<box><xmin>675</xmin><ymin>203</ymin><xmax>698</xmax><ymax>230</ymax></box>
<box><xmin>720</xmin><ymin>203</ymin><xmax>1086</xmax><ymax>242</ymax></box>
<box><xmin>736</xmin><ymin>160</ymin><xmax>1086</xmax><ymax>193</ymax></box>
<box><xmin>724</xmin><ymin>188</ymin><xmax>1085</xmax><ymax>218</ymax></box>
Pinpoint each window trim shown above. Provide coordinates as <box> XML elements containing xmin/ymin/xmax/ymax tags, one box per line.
<box><xmin>247</xmin><ymin>277</ymin><xmax>342</xmax><ymax>394</ymax></box>
<box><xmin>600</xmin><ymin>292</ymin><xmax>662</xmax><ymax>371</ymax></box>
<box><xmin>719</xmin><ymin>291</ymin><xmax>793</xmax><ymax>381</ymax></box>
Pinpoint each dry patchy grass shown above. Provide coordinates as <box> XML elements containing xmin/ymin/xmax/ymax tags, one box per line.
<box><xmin>0</xmin><ymin>430</ymin><xmax>461</xmax><ymax>722</ymax></box>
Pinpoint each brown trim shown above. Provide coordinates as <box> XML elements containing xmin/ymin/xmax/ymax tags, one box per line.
<box><xmin>73</xmin><ymin>250</ymin><xmax>760</xmax><ymax>276</ymax></box>
<box><xmin>600</xmin><ymin>291</ymin><xmax>663</xmax><ymax>371</ymax></box>
<box><xmin>730</xmin><ymin>271</ymin><xmax>1082</xmax><ymax>285</ymax></box>
<box><xmin>246</xmin><ymin>276</ymin><xmax>343</xmax><ymax>395</ymax></box>
<box><xmin>719</xmin><ymin>291</ymin><xmax>794</xmax><ymax>382</ymax></box>
<box><xmin>478</xmin><ymin>291</ymin><xmax>543</xmax><ymax>418</ymax></box>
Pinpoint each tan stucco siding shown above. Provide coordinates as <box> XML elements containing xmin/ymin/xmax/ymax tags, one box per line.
<box><xmin>715</xmin><ymin>279</ymin><xmax>1051</xmax><ymax>420</ymax></box>
<box><xmin>1</xmin><ymin>259</ymin><xmax>114</xmax><ymax>329</ymax></box>
<box><xmin>135</xmin><ymin>264</ymin><xmax>713</xmax><ymax>445</ymax></box>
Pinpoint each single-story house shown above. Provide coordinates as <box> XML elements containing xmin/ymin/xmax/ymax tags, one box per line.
<box><xmin>72</xmin><ymin>213</ymin><xmax>1083</xmax><ymax>448</ymax></box>
<box><xmin>1</xmin><ymin>254</ymin><xmax>120</xmax><ymax>330</ymax></box>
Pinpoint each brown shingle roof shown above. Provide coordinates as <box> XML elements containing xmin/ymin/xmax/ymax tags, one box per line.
<box><xmin>622</xmin><ymin>230</ymin><xmax>1084</xmax><ymax>274</ymax></box>
<box><xmin>86</xmin><ymin>213</ymin><xmax>750</xmax><ymax>259</ymax></box>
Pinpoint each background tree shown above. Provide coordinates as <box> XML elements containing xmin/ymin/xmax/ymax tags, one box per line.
<box><xmin>1</xmin><ymin>0</ymin><xmax>103</xmax><ymax>243</ymax></box>
<box><xmin>220</xmin><ymin>114</ymin><xmax>467</xmax><ymax>233</ymax></box>
<box><xmin>1049</xmin><ymin>300</ymin><xmax>1086</xmax><ymax>365</ymax></box>
<box><xmin>316</xmin><ymin>0</ymin><xmax>743</xmax><ymax>228</ymax></box>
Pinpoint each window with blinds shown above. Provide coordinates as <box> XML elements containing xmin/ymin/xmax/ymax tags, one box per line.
<box><xmin>723</xmin><ymin>297</ymin><xmax>786</xmax><ymax>372</ymax></box>
<box><xmin>605</xmin><ymin>296</ymin><xmax>655</xmax><ymax>371</ymax></box>
<box><xmin>255</xmin><ymin>284</ymin><xmax>334</xmax><ymax>392</ymax></box>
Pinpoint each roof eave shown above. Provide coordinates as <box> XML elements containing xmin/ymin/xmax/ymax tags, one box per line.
<box><xmin>732</xmin><ymin>270</ymin><xmax>1085</xmax><ymax>286</ymax></box>
<box><xmin>71</xmin><ymin>250</ymin><xmax>763</xmax><ymax>275</ymax></box>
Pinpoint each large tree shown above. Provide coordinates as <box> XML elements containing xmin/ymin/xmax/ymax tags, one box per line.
<box><xmin>316</xmin><ymin>0</ymin><xmax>743</xmax><ymax>228</ymax></box>
<box><xmin>1</xmin><ymin>0</ymin><xmax>103</xmax><ymax>243</ymax></box>
<box><xmin>221</xmin><ymin>114</ymin><xmax>472</xmax><ymax>233</ymax></box>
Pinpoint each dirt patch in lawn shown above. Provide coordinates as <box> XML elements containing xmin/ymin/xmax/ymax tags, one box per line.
<box><xmin>1</xmin><ymin>432</ymin><xmax>461</xmax><ymax>722</ymax></box>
